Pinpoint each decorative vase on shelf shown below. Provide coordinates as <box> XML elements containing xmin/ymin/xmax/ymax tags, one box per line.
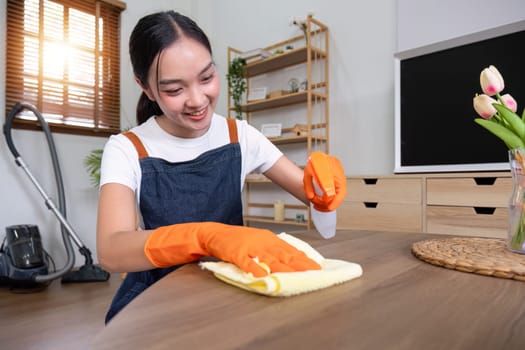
<box><xmin>508</xmin><ymin>148</ymin><xmax>525</xmax><ymax>254</ymax></box>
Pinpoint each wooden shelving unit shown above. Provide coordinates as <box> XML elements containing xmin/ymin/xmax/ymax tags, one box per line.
<box><xmin>228</xmin><ymin>16</ymin><xmax>329</xmax><ymax>228</ymax></box>
<box><xmin>244</xmin><ymin>46</ymin><xmax>326</xmax><ymax>76</ymax></box>
<box><xmin>240</xmin><ymin>90</ymin><xmax>327</xmax><ymax>113</ymax></box>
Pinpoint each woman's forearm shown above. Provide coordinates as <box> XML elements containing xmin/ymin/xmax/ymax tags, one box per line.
<box><xmin>264</xmin><ymin>156</ymin><xmax>308</xmax><ymax>205</ymax></box>
<box><xmin>96</xmin><ymin>183</ymin><xmax>156</xmax><ymax>272</ymax></box>
<box><xmin>97</xmin><ymin>228</ymin><xmax>155</xmax><ymax>273</ymax></box>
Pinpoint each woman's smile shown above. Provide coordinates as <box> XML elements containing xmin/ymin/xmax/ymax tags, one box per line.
<box><xmin>185</xmin><ymin>105</ymin><xmax>209</xmax><ymax>121</ymax></box>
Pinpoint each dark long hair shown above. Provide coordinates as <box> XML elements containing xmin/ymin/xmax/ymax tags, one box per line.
<box><xmin>129</xmin><ymin>11</ymin><xmax>212</xmax><ymax>125</ymax></box>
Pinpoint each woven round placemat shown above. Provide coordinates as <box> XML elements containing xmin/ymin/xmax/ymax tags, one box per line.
<box><xmin>412</xmin><ymin>237</ymin><xmax>525</xmax><ymax>282</ymax></box>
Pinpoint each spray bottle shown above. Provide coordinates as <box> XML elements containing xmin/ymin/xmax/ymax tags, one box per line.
<box><xmin>308</xmin><ymin>152</ymin><xmax>337</xmax><ymax>239</ymax></box>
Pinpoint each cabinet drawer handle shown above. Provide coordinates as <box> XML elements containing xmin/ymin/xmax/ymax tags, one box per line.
<box><xmin>474</xmin><ymin>207</ymin><xmax>496</xmax><ymax>215</ymax></box>
<box><xmin>363</xmin><ymin>178</ymin><xmax>378</xmax><ymax>185</ymax></box>
<box><xmin>474</xmin><ymin>177</ymin><xmax>496</xmax><ymax>186</ymax></box>
<box><xmin>364</xmin><ymin>202</ymin><xmax>378</xmax><ymax>208</ymax></box>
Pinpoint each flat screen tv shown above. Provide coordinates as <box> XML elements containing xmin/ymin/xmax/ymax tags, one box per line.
<box><xmin>394</xmin><ymin>20</ymin><xmax>525</xmax><ymax>173</ymax></box>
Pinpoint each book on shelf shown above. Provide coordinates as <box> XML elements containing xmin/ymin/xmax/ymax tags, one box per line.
<box><xmin>239</xmin><ymin>48</ymin><xmax>272</xmax><ymax>62</ymax></box>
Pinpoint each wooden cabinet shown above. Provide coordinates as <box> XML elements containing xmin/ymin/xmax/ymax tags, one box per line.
<box><xmin>338</xmin><ymin>172</ymin><xmax>512</xmax><ymax>238</ymax></box>
<box><xmin>228</xmin><ymin>17</ymin><xmax>329</xmax><ymax>228</ymax></box>
<box><xmin>338</xmin><ymin>176</ymin><xmax>423</xmax><ymax>232</ymax></box>
<box><xmin>425</xmin><ymin>172</ymin><xmax>511</xmax><ymax>238</ymax></box>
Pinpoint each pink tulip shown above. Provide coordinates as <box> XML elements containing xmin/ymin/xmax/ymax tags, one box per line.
<box><xmin>473</xmin><ymin>94</ymin><xmax>498</xmax><ymax>119</ymax></box>
<box><xmin>501</xmin><ymin>93</ymin><xmax>518</xmax><ymax>112</ymax></box>
<box><xmin>480</xmin><ymin>65</ymin><xmax>504</xmax><ymax>96</ymax></box>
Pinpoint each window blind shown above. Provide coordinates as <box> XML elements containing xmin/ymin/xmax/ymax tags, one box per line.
<box><xmin>6</xmin><ymin>0</ymin><xmax>126</xmax><ymax>137</ymax></box>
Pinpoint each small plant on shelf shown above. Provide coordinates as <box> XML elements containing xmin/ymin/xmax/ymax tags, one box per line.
<box><xmin>227</xmin><ymin>57</ymin><xmax>247</xmax><ymax>119</ymax></box>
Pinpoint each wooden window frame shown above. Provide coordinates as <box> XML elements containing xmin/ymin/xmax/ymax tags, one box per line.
<box><xmin>5</xmin><ymin>0</ymin><xmax>126</xmax><ymax>137</ymax></box>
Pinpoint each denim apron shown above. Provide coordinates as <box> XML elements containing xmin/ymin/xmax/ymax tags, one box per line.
<box><xmin>105</xmin><ymin>119</ymin><xmax>243</xmax><ymax>323</ymax></box>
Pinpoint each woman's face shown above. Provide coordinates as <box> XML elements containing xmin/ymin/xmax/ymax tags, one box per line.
<box><xmin>141</xmin><ymin>36</ymin><xmax>219</xmax><ymax>138</ymax></box>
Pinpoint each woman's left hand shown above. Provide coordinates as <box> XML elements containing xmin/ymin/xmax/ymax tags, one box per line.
<box><xmin>303</xmin><ymin>152</ymin><xmax>347</xmax><ymax>212</ymax></box>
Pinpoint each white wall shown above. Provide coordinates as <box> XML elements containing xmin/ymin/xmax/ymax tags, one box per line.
<box><xmin>1</xmin><ymin>0</ymin><xmax>523</xmax><ymax>266</ymax></box>
<box><xmin>398</xmin><ymin>0</ymin><xmax>525</xmax><ymax>51</ymax></box>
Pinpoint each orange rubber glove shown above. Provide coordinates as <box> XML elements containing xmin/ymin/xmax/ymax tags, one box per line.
<box><xmin>303</xmin><ymin>152</ymin><xmax>347</xmax><ymax>212</ymax></box>
<box><xmin>144</xmin><ymin>222</ymin><xmax>321</xmax><ymax>277</ymax></box>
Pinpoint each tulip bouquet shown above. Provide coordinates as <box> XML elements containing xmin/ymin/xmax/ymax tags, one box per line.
<box><xmin>473</xmin><ymin>65</ymin><xmax>525</xmax><ymax>252</ymax></box>
<box><xmin>473</xmin><ymin>65</ymin><xmax>524</xmax><ymax>149</ymax></box>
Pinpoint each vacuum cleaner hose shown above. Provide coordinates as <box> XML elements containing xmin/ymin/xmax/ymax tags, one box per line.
<box><xmin>4</xmin><ymin>102</ymin><xmax>76</xmax><ymax>282</ymax></box>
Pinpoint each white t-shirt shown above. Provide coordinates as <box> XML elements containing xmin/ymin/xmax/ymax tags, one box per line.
<box><xmin>100</xmin><ymin>113</ymin><xmax>282</xmax><ymax>203</ymax></box>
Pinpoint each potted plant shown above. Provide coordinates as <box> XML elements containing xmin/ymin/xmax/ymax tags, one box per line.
<box><xmin>227</xmin><ymin>57</ymin><xmax>247</xmax><ymax>119</ymax></box>
<box><xmin>84</xmin><ymin>148</ymin><xmax>103</xmax><ymax>187</ymax></box>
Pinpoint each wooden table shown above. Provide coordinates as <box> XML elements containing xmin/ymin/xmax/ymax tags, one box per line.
<box><xmin>92</xmin><ymin>230</ymin><xmax>525</xmax><ymax>349</ymax></box>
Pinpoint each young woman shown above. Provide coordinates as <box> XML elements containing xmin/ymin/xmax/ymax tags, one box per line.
<box><xmin>97</xmin><ymin>10</ymin><xmax>346</xmax><ymax>323</ymax></box>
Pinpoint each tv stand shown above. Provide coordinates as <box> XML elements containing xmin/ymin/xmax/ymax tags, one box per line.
<box><xmin>338</xmin><ymin>172</ymin><xmax>512</xmax><ymax>238</ymax></box>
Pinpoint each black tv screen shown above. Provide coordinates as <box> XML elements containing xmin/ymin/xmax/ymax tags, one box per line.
<box><xmin>395</xmin><ymin>21</ymin><xmax>525</xmax><ymax>173</ymax></box>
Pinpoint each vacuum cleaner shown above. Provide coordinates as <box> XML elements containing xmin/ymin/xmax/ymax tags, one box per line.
<box><xmin>1</xmin><ymin>102</ymin><xmax>110</xmax><ymax>287</ymax></box>
<box><xmin>0</xmin><ymin>224</ymin><xmax>50</xmax><ymax>287</ymax></box>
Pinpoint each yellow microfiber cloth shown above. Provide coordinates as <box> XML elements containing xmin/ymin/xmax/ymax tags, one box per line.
<box><xmin>199</xmin><ymin>233</ymin><xmax>362</xmax><ymax>297</ymax></box>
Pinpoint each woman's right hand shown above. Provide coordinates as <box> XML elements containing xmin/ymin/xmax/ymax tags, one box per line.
<box><xmin>200</xmin><ymin>223</ymin><xmax>321</xmax><ymax>277</ymax></box>
<box><xmin>144</xmin><ymin>222</ymin><xmax>321</xmax><ymax>277</ymax></box>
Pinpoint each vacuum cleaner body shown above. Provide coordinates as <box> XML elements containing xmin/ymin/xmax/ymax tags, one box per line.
<box><xmin>0</xmin><ymin>224</ymin><xmax>49</xmax><ymax>286</ymax></box>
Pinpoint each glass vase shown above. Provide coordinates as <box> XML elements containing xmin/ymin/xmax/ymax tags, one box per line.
<box><xmin>508</xmin><ymin>148</ymin><xmax>525</xmax><ymax>254</ymax></box>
